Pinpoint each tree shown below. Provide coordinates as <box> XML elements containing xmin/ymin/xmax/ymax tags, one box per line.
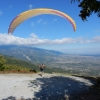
<box><xmin>71</xmin><ymin>0</ymin><xmax>100</xmax><ymax>21</ymax></box>
<box><xmin>0</xmin><ymin>55</ymin><xmax>6</xmax><ymax>71</ymax></box>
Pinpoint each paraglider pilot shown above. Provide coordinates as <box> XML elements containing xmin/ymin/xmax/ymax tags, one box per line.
<box><xmin>38</xmin><ymin>63</ymin><xmax>45</xmax><ymax>76</ymax></box>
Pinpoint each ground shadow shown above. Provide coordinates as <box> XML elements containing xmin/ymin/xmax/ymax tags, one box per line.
<box><xmin>2</xmin><ymin>75</ymin><xmax>96</xmax><ymax>100</ymax></box>
<box><xmin>2</xmin><ymin>96</ymin><xmax>16</xmax><ymax>100</ymax></box>
<box><xmin>28</xmin><ymin>75</ymin><xmax>95</xmax><ymax>100</ymax></box>
<box><xmin>72</xmin><ymin>74</ymin><xmax>98</xmax><ymax>81</ymax></box>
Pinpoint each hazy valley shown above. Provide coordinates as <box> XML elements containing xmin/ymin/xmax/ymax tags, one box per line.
<box><xmin>0</xmin><ymin>45</ymin><xmax>100</xmax><ymax>76</ymax></box>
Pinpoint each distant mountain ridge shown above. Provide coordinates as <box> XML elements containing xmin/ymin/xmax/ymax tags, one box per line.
<box><xmin>1</xmin><ymin>45</ymin><xmax>100</xmax><ymax>76</ymax></box>
<box><xmin>0</xmin><ymin>45</ymin><xmax>64</xmax><ymax>64</ymax></box>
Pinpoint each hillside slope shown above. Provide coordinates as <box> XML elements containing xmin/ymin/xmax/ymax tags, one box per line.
<box><xmin>0</xmin><ymin>54</ymin><xmax>67</xmax><ymax>74</ymax></box>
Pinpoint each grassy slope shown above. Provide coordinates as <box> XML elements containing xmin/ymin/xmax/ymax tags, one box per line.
<box><xmin>1</xmin><ymin>55</ymin><xmax>67</xmax><ymax>74</ymax></box>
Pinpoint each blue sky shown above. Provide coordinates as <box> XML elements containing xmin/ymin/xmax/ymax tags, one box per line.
<box><xmin>0</xmin><ymin>0</ymin><xmax>100</xmax><ymax>54</ymax></box>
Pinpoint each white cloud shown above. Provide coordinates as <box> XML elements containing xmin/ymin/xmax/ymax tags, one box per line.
<box><xmin>37</xmin><ymin>19</ymin><xmax>43</xmax><ymax>23</ymax></box>
<box><xmin>42</xmin><ymin>19</ymin><xmax>48</xmax><ymax>25</ymax></box>
<box><xmin>0</xmin><ymin>33</ymin><xmax>100</xmax><ymax>46</ymax></box>
<box><xmin>8</xmin><ymin>6</ymin><xmax>12</xmax><ymax>8</ymax></box>
<box><xmin>52</xmin><ymin>18</ymin><xmax>58</xmax><ymax>23</ymax></box>
<box><xmin>37</xmin><ymin>19</ymin><xmax>48</xmax><ymax>25</ymax></box>
<box><xmin>29</xmin><ymin>4</ymin><xmax>33</xmax><ymax>9</ymax></box>
<box><xmin>43</xmin><ymin>21</ymin><xmax>48</xmax><ymax>25</ymax></box>
<box><xmin>94</xmin><ymin>29</ymin><xmax>100</xmax><ymax>34</ymax></box>
<box><xmin>31</xmin><ymin>22</ymin><xmax>34</xmax><ymax>27</ymax></box>
<box><xmin>0</xmin><ymin>10</ymin><xmax>3</xmax><ymax>15</ymax></box>
<box><xmin>92</xmin><ymin>36</ymin><xmax>100</xmax><ymax>43</ymax></box>
<box><xmin>50</xmin><ymin>37</ymin><xmax>91</xmax><ymax>44</ymax></box>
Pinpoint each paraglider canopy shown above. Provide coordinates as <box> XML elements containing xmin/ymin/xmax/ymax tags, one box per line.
<box><xmin>8</xmin><ymin>8</ymin><xmax>76</xmax><ymax>35</ymax></box>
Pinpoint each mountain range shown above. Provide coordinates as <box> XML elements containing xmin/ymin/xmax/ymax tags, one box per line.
<box><xmin>1</xmin><ymin>45</ymin><xmax>100</xmax><ymax>76</ymax></box>
<box><xmin>0</xmin><ymin>45</ymin><xmax>64</xmax><ymax>64</ymax></box>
